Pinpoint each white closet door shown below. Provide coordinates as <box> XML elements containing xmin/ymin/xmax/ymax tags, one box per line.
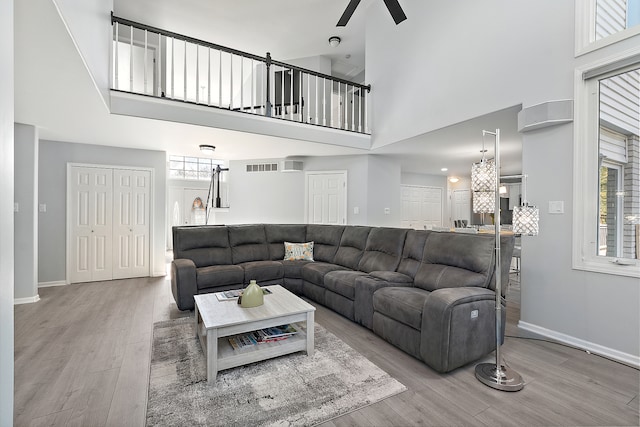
<box><xmin>306</xmin><ymin>172</ymin><xmax>347</xmax><ymax>225</ymax></box>
<box><xmin>113</xmin><ymin>169</ymin><xmax>151</xmax><ymax>279</ymax></box>
<box><xmin>400</xmin><ymin>185</ymin><xmax>443</xmax><ymax>230</ymax></box>
<box><xmin>69</xmin><ymin>167</ymin><xmax>113</xmax><ymax>283</ymax></box>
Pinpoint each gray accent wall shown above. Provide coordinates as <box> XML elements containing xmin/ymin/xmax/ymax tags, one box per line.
<box><xmin>38</xmin><ymin>140</ymin><xmax>167</xmax><ymax>282</ymax></box>
<box><xmin>0</xmin><ymin>0</ymin><xmax>14</xmax><ymax>422</ymax></box>
<box><xmin>14</xmin><ymin>123</ymin><xmax>39</xmax><ymax>300</ymax></box>
<box><xmin>365</xmin><ymin>1</ymin><xmax>639</xmax><ymax>359</ymax></box>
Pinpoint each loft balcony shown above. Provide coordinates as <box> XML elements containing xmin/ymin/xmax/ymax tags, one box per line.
<box><xmin>110</xmin><ymin>15</ymin><xmax>371</xmax><ymax>150</ymax></box>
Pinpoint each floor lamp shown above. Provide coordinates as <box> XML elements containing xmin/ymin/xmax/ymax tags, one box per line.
<box><xmin>471</xmin><ymin>129</ymin><xmax>538</xmax><ymax>392</ymax></box>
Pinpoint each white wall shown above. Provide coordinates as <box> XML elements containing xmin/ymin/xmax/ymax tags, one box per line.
<box><xmin>51</xmin><ymin>0</ymin><xmax>113</xmax><ymax>108</ymax></box>
<box><xmin>0</xmin><ymin>0</ymin><xmax>14</xmax><ymax>422</ymax></box>
<box><xmin>38</xmin><ymin>140</ymin><xmax>167</xmax><ymax>282</ymax></box>
<box><xmin>214</xmin><ymin>159</ymin><xmax>305</xmax><ymax>225</ymax></box>
<box><xmin>365</xmin><ymin>0</ymin><xmax>640</xmax><ymax>361</ymax></box>
<box><xmin>367</xmin><ymin>155</ymin><xmax>401</xmax><ymax>226</ymax></box>
<box><xmin>14</xmin><ymin>123</ymin><xmax>39</xmax><ymax>301</ymax></box>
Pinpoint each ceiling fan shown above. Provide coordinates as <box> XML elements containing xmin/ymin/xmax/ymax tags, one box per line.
<box><xmin>337</xmin><ymin>0</ymin><xmax>407</xmax><ymax>27</ymax></box>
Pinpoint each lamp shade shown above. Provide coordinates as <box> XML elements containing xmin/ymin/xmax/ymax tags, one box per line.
<box><xmin>473</xmin><ymin>191</ymin><xmax>494</xmax><ymax>213</ymax></box>
<box><xmin>513</xmin><ymin>204</ymin><xmax>539</xmax><ymax>236</ymax></box>
<box><xmin>471</xmin><ymin>159</ymin><xmax>496</xmax><ymax>192</ymax></box>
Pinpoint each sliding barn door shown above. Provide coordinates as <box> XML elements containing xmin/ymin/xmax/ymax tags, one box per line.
<box><xmin>113</xmin><ymin>169</ymin><xmax>151</xmax><ymax>279</ymax></box>
<box><xmin>69</xmin><ymin>167</ymin><xmax>113</xmax><ymax>283</ymax></box>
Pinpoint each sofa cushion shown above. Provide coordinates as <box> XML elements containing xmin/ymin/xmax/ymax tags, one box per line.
<box><xmin>358</xmin><ymin>227</ymin><xmax>408</xmax><ymax>273</ymax></box>
<box><xmin>265</xmin><ymin>224</ymin><xmax>308</xmax><ymax>260</ymax></box>
<box><xmin>414</xmin><ymin>264</ymin><xmax>488</xmax><ymax>292</ymax></box>
<box><xmin>324</xmin><ymin>270</ymin><xmax>368</xmax><ymax>300</ymax></box>
<box><xmin>241</xmin><ymin>260</ymin><xmax>284</xmax><ymax>283</ymax></box>
<box><xmin>306</xmin><ymin>225</ymin><xmax>344</xmax><ymax>263</ymax></box>
<box><xmin>196</xmin><ymin>264</ymin><xmax>244</xmax><ymax>289</ymax></box>
<box><xmin>368</xmin><ymin>271</ymin><xmax>413</xmax><ymax>283</ymax></box>
<box><xmin>302</xmin><ymin>262</ymin><xmax>348</xmax><ymax>286</ymax></box>
<box><xmin>396</xmin><ymin>230</ymin><xmax>430</xmax><ymax>279</ymax></box>
<box><xmin>333</xmin><ymin>226</ymin><xmax>371</xmax><ymax>269</ymax></box>
<box><xmin>284</xmin><ymin>242</ymin><xmax>314</xmax><ymax>261</ymax></box>
<box><xmin>228</xmin><ymin>225</ymin><xmax>269</xmax><ymax>264</ymax></box>
<box><xmin>373</xmin><ymin>287</ymin><xmax>430</xmax><ymax>330</ymax></box>
<box><xmin>173</xmin><ymin>226</ymin><xmax>232</xmax><ymax>268</ymax></box>
<box><xmin>282</xmin><ymin>260</ymin><xmax>312</xmax><ymax>279</ymax></box>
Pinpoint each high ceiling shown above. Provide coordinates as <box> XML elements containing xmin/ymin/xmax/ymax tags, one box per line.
<box><xmin>14</xmin><ymin>0</ymin><xmax>522</xmax><ymax>177</ymax></box>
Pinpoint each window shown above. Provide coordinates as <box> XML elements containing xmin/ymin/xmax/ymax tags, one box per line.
<box><xmin>168</xmin><ymin>155</ymin><xmax>223</xmax><ymax>180</ymax></box>
<box><xmin>574</xmin><ymin>54</ymin><xmax>640</xmax><ymax>277</ymax></box>
<box><xmin>576</xmin><ymin>0</ymin><xmax>640</xmax><ymax>54</ymax></box>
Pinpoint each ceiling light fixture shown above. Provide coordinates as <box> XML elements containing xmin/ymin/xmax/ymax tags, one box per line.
<box><xmin>448</xmin><ymin>177</ymin><xmax>459</xmax><ymax>183</ymax></box>
<box><xmin>328</xmin><ymin>36</ymin><xmax>341</xmax><ymax>47</ymax></box>
<box><xmin>199</xmin><ymin>144</ymin><xmax>216</xmax><ymax>153</ymax></box>
<box><xmin>441</xmin><ymin>168</ymin><xmax>448</xmax><ymax>172</ymax></box>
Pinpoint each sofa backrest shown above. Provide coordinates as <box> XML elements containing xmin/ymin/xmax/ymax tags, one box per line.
<box><xmin>264</xmin><ymin>224</ymin><xmax>308</xmax><ymax>260</ymax></box>
<box><xmin>172</xmin><ymin>225</ymin><xmax>232</xmax><ymax>267</ymax></box>
<box><xmin>306</xmin><ymin>224</ymin><xmax>345</xmax><ymax>263</ymax></box>
<box><xmin>358</xmin><ymin>227</ymin><xmax>408</xmax><ymax>273</ymax></box>
<box><xmin>396</xmin><ymin>229</ymin><xmax>430</xmax><ymax>278</ymax></box>
<box><xmin>413</xmin><ymin>232</ymin><xmax>495</xmax><ymax>292</ymax></box>
<box><xmin>333</xmin><ymin>226</ymin><xmax>372</xmax><ymax>269</ymax></box>
<box><xmin>228</xmin><ymin>224</ymin><xmax>269</xmax><ymax>264</ymax></box>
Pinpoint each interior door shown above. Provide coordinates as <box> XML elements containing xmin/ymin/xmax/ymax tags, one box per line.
<box><xmin>113</xmin><ymin>169</ymin><xmax>151</xmax><ymax>279</ymax></box>
<box><xmin>452</xmin><ymin>189</ymin><xmax>471</xmax><ymax>226</ymax></box>
<box><xmin>69</xmin><ymin>166</ymin><xmax>113</xmax><ymax>283</ymax></box>
<box><xmin>401</xmin><ymin>185</ymin><xmax>443</xmax><ymax>229</ymax></box>
<box><xmin>306</xmin><ymin>172</ymin><xmax>347</xmax><ymax>225</ymax></box>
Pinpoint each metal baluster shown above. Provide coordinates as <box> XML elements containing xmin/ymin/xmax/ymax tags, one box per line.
<box><xmin>157</xmin><ymin>33</ymin><xmax>162</xmax><ymax>96</ymax></box>
<box><xmin>114</xmin><ymin>22</ymin><xmax>119</xmax><ymax>89</ymax></box>
<box><xmin>330</xmin><ymin>80</ymin><xmax>334</xmax><ymax>128</ymax></box>
<box><xmin>307</xmin><ymin>73</ymin><xmax>311</xmax><ymax>123</ymax></box>
<box><xmin>265</xmin><ymin>52</ymin><xmax>271</xmax><ymax>117</ymax></box>
<box><xmin>351</xmin><ymin>85</ymin><xmax>355</xmax><ymax>131</ymax></box>
<box><xmin>143</xmin><ymin>30</ymin><xmax>148</xmax><ymax>94</ymax></box>
<box><xmin>183</xmin><ymin>40</ymin><xmax>187</xmax><ymax>102</ymax></box>
<box><xmin>129</xmin><ymin>25</ymin><xmax>133</xmax><ymax>92</ymax></box>
<box><xmin>207</xmin><ymin>48</ymin><xmax>211</xmax><ymax>105</ymax></box>
<box><xmin>315</xmin><ymin>75</ymin><xmax>319</xmax><ymax>125</ymax></box>
<box><xmin>261</xmin><ymin>58</ymin><xmax>265</xmax><ymax>115</ymax></box>
<box><xmin>171</xmin><ymin>37</ymin><xmax>175</xmax><ymax>98</ymax></box>
<box><xmin>218</xmin><ymin>50</ymin><xmax>222</xmax><ymax>107</ymax></box>
<box><xmin>289</xmin><ymin>68</ymin><xmax>294</xmax><ymax>120</ymax></box>
<box><xmin>230</xmin><ymin>53</ymin><xmax>233</xmax><ymax>109</ymax></box>
<box><xmin>322</xmin><ymin>77</ymin><xmax>326</xmax><ymax>126</ymax></box>
<box><xmin>298</xmin><ymin>70</ymin><xmax>303</xmax><ymax>122</ymax></box>
<box><xmin>240</xmin><ymin>57</ymin><xmax>244</xmax><ymax>112</ymax></box>
<box><xmin>358</xmin><ymin>88</ymin><xmax>362</xmax><ymax>132</ymax></box>
<box><xmin>196</xmin><ymin>45</ymin><xmax>199</xmax><ymax>103</ymax></box>
<box><xmin>281</xmin><ymin>67</ymin><xmax>285</xmax><ymax>118</ymax></box>
<box><xmin>338</xmin><ymin>82</ymin><xmax>341</xmax><ymax>129</ymax></box>
<box><xmin>251</xmin><ymin>59</ymin><xmax>254</xmax><ymax>114</ymax></box>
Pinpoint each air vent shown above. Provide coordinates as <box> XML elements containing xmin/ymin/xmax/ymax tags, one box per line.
<box><xmin>281</xmin><ymin>160</ymin><xmax>303</xmax><ymax>172</ymax></box>
<box><xmin>246</xmin><ymin>163</ymin><xmax>278</xmax><ymax>172</ymax></box>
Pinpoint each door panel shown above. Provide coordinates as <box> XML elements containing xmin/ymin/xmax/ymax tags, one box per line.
<box><xmin>400</xmin><ymin>185</ymin><xmax>443</xmax><ymax>230</ymax></box>
<box><xmin>306</xmin><ymin>172</ymin><xmax>346</xmax><ymax>225</ymax></box>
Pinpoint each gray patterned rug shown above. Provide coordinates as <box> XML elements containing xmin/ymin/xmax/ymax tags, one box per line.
<box><xmin>146</xmin><ymin>317</ymin><xmax>406</xmax><ymax>426</ymax></box>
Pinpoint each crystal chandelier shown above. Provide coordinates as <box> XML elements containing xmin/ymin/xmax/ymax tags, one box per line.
<box><xmin>513</xmin><ymin>204</ymin><xmax>539</xmax><ymax>236</ymax></box>
<box><xmin>472</xmin><ymin>191</ymin><xmax>494</xmax><ymax>213</ymax></box>
<box><xmin>471</xmin><ymin>132</ymin><xmax>497</xmax><ymax>192</ymax></box>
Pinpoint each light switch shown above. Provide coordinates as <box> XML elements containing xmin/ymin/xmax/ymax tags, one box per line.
<box><xmin>384</xmin><ymin>208</ymin><xmax>391</xmax><ymax>215</ymax></box>
<box><xmin>14</xmin><ymin>203</ymin><xmax>18</xmax><ymax>213</ymax></box>
<box><xmin>39</xmin><ymin>203</ymin><xmax>47</xmax><ymax>213</ymax></box>
<box><xmin>548</xmin><ymin>201</ymin><xmax>564</xmax><ymax>214</ymax></box>
<box><xmin>354</xmin><ymin>206</ymin><xmax>360</xmax><ymax>215</ymax></box>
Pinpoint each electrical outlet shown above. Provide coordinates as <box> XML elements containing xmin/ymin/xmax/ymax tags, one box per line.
<box><xmin>39</xmin><ymin>203</ymin><xmax>47</xmax><ymax>213</ymax></box>
<box><xmin>354</xmin><ymin>206</ymin><xmax>360</xmax><ymax>215</ymax></box>
<box><xmin>14</xmin><ymin>203</ymin><xmax>18</xmax><ymax>213</ymax></box>
<box><xmin>384</xmin><ymin>208</ymin><xmax>391</xmax><ymax>215</ymax></box>
<box><xmin>470</xmin><ymin>309</ymin><xmax>479</xmax><ymax>319</ymax></box>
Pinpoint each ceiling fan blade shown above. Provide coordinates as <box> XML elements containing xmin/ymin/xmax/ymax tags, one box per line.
<box><xmin>383</xmin><ymin>0</ymin><xmax>407</xmax><ymax>25</ymax></box>
<box><xmin>337</xmin><ymin>0</ymin><xmax>361</xmax><ymax>27</ymax></box>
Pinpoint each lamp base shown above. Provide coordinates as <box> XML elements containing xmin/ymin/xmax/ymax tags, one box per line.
<box><xmin>475</xmin><ymin>363</ymin><xmax>524</xmax><ymax>392</ymax></box>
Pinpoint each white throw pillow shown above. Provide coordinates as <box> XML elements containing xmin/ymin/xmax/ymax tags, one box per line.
<box><xmin>284</xmin><ymin>241</ymin><xmax>314</xmax><ymax>261</ymax></box>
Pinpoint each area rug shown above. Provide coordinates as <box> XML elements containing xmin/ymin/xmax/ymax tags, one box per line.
<box><xmin>146</xmin><ymin>317</ymin><xmax>406</xmax><ymax>426</ymax></box>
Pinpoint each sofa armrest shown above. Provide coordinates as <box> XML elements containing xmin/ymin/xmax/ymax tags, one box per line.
<box><xmin>354</xmin><ymin>275</ymin><xmax>413</xmax><ymax>329</ymax></box>
<box><xmin>171</xmin><ymin>258</ymin><xmax>197</xmax><ymax>311</ymax></box>
<box><xmin>420</xmin><ymin>287</ymin><xmax>505</xmax><ymax>373</ymax></box>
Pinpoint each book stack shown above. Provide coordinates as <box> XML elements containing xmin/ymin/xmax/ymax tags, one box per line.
<box><xmin>228</xmin><ymin>324</ymin><xmax>298</xmax><ymax>350</ymax></box>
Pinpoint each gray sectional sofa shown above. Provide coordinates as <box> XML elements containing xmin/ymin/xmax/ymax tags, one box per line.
<box><xmin>171</xmin><ymin>223</ymin><xmax>514</xmax><ymax>373</ymax></box>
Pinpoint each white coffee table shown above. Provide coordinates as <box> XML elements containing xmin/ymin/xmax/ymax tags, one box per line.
<box><xmin>194</xmin><ymin>285</ymin><xmax>315</xmax><ymax>383</ymax></box>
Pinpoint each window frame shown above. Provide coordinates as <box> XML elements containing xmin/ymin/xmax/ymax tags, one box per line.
<box><xmin>573</xmin><ymin>48</ymin><xmax>640</xmax><ymax>278</ymax></box>
<box><xmin>575</xmin><ymin>0</ymin><xmax>640</xmax><ymax>57</ymax></box>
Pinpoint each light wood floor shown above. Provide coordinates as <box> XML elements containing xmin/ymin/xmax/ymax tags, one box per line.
<box><xmin>14</xmin><ymin>273</ymin><xmax>639</xmax><ymax>426</ymax></box>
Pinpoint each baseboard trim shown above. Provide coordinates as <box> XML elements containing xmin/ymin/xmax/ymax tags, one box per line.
<box><xmin>518</xmin><ymin>320</ymin><xmax>640</xmax><ymax>368</ymax></box>
<box><xmin>152</xmin><ymin>270</ymin><xmax>167</xmax><ymax>277</ymax></box>
<box><xmin>38</xmin><ymin>280</ymin><xmax>67</xmax><ymax>288</ymax></box>
<box><xmin>14</xmin><ymin>295</ymin><xmax>41</xmax><ymax>305</ymax></box>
